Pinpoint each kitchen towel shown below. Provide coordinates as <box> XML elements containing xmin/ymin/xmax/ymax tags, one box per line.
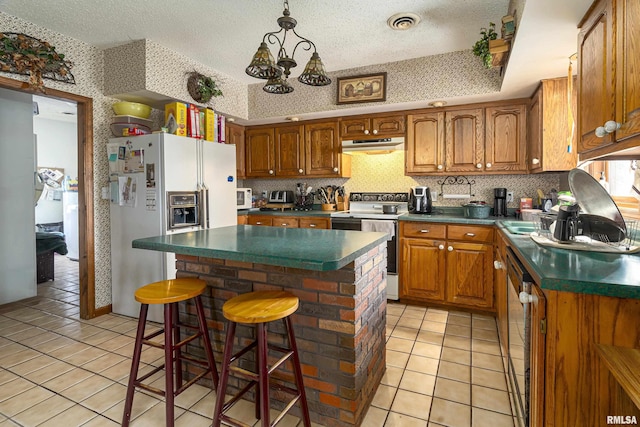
<box><xmin>362</xmin><ymin>220</ymin><xmax>395</xmax><ymax>241</ymax></box>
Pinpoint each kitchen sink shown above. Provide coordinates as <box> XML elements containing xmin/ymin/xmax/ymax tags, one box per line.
<box><xmin>500</xmin><ymin>220</ymin><xmax>536</xmax><ymax>235</ymax></box>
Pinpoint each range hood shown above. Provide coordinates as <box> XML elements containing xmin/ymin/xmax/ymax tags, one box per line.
<box><xmin>341</xmin><ymin>137</ymin><xmax>404</xmax><ymax>153</ymax></box>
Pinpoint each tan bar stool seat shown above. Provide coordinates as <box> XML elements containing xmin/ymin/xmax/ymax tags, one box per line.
<box><xmin>213</xmin><ymin>290</ymin><xmax>311</xmax><ymax>427</ymax></box>
<box><xmin>122</xmin><ymin>278</ymin><xmax>218</xmax><ymax>427</ymax></box>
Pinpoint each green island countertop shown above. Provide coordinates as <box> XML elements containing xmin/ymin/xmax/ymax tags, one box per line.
<box><xmin>496</xmin><ymin>222</ymin><xmax>640</xmax><ymax>299</ymax></box>
<box><xmin>132</xmin><ymin>225</ymin><xmax>388</xmax><ymax>271</ymax></box>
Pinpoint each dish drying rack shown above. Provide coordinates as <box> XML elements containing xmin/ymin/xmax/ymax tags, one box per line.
<box><xmin>531</xmin><ymin>214</ymin><xmax>640</xmax><ymax>253</ymax></box>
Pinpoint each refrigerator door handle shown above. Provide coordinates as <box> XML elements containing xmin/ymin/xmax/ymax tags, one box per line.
<box><xmin>205</xmin><ymin>187</ymin><xmax>210</xmax><ymax>229</ymax></box>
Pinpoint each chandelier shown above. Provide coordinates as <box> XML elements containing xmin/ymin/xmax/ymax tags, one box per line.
<box><xmin>246</xmin><ymin>0</ymin><xmax>331</xmax><ymax>94</ymax></box>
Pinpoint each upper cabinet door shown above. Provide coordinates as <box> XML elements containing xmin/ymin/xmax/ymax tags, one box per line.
<box><xmin>405</xmin><ymin>112</ymin><xmax>445</xmax><ymax>174</ymax></box>
<box><xmin>445</xmin><ymin>108</ymin><xmax>485</xmax><ymax>173</ymax></box>
<box><xmin>226</xmin><ymin>122</ymin><xmax>246</xmax><ymax>179</ymax></box>
<box><xmin>245</xmin><ymin>127</ymin><xmax>275</xmax><ymax>177</ymax></box>
<box><xmin>577</xmin><ymin>0</ymin><xmax>615</xmax><ymax>153</ymax></box>
<box><xmin>371</xmin><ymin>114</ymin><xmax>406</xmax><ymax>137</ymax></box>
<box><xmin>615</xmin><ymin>0</ymin><xmax>640</xmax><ymax>142</ymax></box>
<box><xmin>305</xmin><ymin>120</ymin><xmax>341</xmax><ymax>176</ymax></box>
<box><xmin>340</xmin><ymin>117</ymin><xmax>370</xmax><ymax>139</ymax></box>
<box><xmin>340</xmin><ymin>114</ymin><xmax>405</xmax><ymax>139</ymax></box>
<box><xmin>485</xmin><ymin>104</ymin><xmax>527</xmax><ymax>173</ymax></box>
<box><xmin>274</xmin><ymin>125</ymin><xmax>305</xmax><ymax>177</ymax></box>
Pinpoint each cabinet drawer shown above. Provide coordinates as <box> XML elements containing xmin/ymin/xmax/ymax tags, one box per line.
<box><xmin>448</xmin><ymin>225</ymin><xmax>494</xmax><ymax>242</ymax></box>
<box><xmin>401</xmin><ymin>222</ymin><xmax>446</xmax><ymax>239</ymax></box>
<box><xmin>299</xmin><ymin>218</ymin><xmax>330</xmax><ymax>229</ymax></box>
<box><xmin>248</xmin><ymin>216</ymin><xmax>273</xmax><ymax>226</ymax></box>
<box><xmin>273</xmin><ymin>217</ymin><xmax>299</xmax><ymax>228</ymax></box>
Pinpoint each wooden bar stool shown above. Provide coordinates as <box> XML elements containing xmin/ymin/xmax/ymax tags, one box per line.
<box><xmin>122</xmin><ymin>278</ymin><xmax>219</xmax><ymax>427</ymax></box>
<box><xmin>213</xmin><ymin>290</ymin><xmax>311</xmax><ymax>427</ymax></box>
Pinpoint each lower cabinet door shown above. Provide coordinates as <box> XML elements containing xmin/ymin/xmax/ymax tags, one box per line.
<box><xmin>445</xmin><ymin>242</ymin><xmax>494</xmax><ymax>308</ymax></box>
<box><xmin>401</xmin><ymin>238</ymin><xmax>446</xmax><ymax>300</ymax></box>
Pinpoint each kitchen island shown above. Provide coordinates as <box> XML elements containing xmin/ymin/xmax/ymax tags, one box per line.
<box><xmin>132</xmin><ymin>225</ymin><xmax>389</xmax><ymax>427</ymax></box>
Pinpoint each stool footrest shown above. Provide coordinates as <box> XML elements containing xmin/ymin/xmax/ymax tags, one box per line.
<box><xmin>229</xmin><ymin>340</ymin><xmax>257</xmax><ymax>365</ymax></box>
<box><xmin>229</xmin><ymin>365</ymin><xmax>259</xmax><ymax>382</ymax></box>
<box><xmin>268</xmin><ymin>350</ymin><xmax>294</xmax><ymax>375</ymax></box>
<box><xmin>218</xmin><ymin>414</ymin><xmax>251</xmax><ymax>427</ymax></box>
<box><xmin>135</xmin><ymin>381</ymin><xmax>165</xmax><ymax>397</ymax></box>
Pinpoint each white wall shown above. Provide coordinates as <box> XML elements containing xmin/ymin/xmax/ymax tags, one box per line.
<box><xmin>34</xmin><ymin>116</ymin><xmax>77</xmax><ymax>224</ymax></box>
<box><xmin>0</xmin><ymin>87</ymin><xmax>37</xmax><ymax>303</ymax></box>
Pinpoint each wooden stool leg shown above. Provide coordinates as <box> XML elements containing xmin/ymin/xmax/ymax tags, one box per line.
<box><xmin>172</xmin><ymin>302</ymin><xmax>182</xmax><ymax>388</ymax></box>
<box><xmin>164</xmin><ymin>303</ymin><xmax>175</xmax><ymax>427</ymax></box>
<box><xmin>257</xmin><ymin>322</ymin><xmax>270</xmax><ymax>427</ymax></box>
<box><xmin>213</xmin><ymin>321</ymin><xmax>236</xmax><ymax>427</ymax></box>
<box><xmin>194</xmin><ymin>295</ymin><xmax>219</xmax><ymax>389</ymax></box>
<box><xmin>284</xmin><ymin>317</ymin><xmax>311</xmax><ymax>427</ymax></box>
<box><xmin>122</xmin><ymin>303</ymin><xmax>149</xmax><ymax>427</ymax></box>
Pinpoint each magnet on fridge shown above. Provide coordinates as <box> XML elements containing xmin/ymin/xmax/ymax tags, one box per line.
<box><xmin>227</xmin><ymin>176</ymin><xmax>234</xmax><ymax>182</ymax></box>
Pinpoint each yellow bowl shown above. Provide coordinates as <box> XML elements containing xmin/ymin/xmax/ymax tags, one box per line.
<box><xmin>112</xmin><ymin>102</ymin><xmax>152</xmax><ymax>119</ymax></box>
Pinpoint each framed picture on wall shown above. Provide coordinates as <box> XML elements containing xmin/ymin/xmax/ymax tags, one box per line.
<box><xmin>336</xmin><ymin>72</ymin><xmax>387</xmax><ymax>105</ymax></box>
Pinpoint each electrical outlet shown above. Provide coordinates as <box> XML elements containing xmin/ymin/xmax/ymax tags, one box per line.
<box><xmin>506</xmin><ymin>191</ymin><xmax>514</xmax><ymax>203</ymax></box>
<box><xmin>430</xmin><ymin>190</ymin><xmax>438</xmax><ymax>202</ymax></box>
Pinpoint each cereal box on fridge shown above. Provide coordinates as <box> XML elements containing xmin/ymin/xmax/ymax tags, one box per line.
<box><xmin>164</xmin><ymin>102</ymin><xmax>187</xmax><ymax>136</ymax></box>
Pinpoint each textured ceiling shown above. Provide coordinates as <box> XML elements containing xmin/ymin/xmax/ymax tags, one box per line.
<box><xmin>3</xmin><ymin>0</ymin><xmax>594</xmax><ymax>118</ymax></box>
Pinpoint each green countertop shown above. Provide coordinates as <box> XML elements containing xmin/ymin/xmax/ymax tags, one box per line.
<box><xmin>132</xmin><ymin>225</ymin><xmax>388</xmax><ymax>271</ymax></box>
<box><xmin>496</xmin><ymin>223</ymin><xmax>640</xmax><ymax>299</ymax></box>
<box><xmin>238</xmin><ymin>208</ymin><xmax>333</xmax><ymax>217</ymax></box>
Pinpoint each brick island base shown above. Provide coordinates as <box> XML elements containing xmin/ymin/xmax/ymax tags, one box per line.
<box><xmin>175</xmin><ymin>242</ymin><xmax>387</xmax><ymax>427</ymax></box>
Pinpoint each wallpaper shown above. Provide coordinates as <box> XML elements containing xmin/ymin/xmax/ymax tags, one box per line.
<box><xmin>248</xmin><ymin>50</ymin><xmax>503</xmax><ymax>120</ymax></box>
<box><xmin>242</xmin><ymin>151</ymin><xmax>561</xmax><ymax>210</ymax></box>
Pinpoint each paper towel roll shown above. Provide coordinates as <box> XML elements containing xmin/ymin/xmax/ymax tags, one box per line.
<box><xmin>443</xmin><ymin>194</ymin><xmax>471</xmax><ymax>199</ymax></box>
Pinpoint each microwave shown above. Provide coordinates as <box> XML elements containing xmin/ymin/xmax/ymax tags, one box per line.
<box><xmin>237</xmin><ymin>188</ymin><xmax>252</xmax><ymax>209</ymax></box>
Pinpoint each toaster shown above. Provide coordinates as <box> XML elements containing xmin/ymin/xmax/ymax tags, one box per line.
<box><xmin>268</xmin><ymin>190</ymin><xmax>294</xmax><ymax>204</ymax></box>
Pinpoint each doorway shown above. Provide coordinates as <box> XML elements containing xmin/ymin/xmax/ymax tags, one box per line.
<box><xmin>0</xmin><ymin>76</ymin><xmax>96</xmax><ymax>319</ymax></box>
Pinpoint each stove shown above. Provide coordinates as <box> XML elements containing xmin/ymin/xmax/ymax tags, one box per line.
<box><xmin>331</xmin><ymin>192</ymin><xmax>409</xmax><ymax>220</ymax></box>
<box><xmin>330</xmin><ymin>193</ymin><xmax>409</xmax><ymax>300</ymax></box>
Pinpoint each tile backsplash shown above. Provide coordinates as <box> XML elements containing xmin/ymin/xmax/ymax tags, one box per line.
<box><xmin>242</xmin><ymin>151</ymin><xmax>561</xmax><ymax>209</ymax></box>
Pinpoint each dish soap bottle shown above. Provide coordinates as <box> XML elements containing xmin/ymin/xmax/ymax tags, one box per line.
<box><xmin>599</xmin><ymin>171</ymin><xmax>610</xmax><ymax>193</ymax></box>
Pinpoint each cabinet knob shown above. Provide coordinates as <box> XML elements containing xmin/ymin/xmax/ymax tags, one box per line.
<box><xmin>364</xmin><ymin>129</ymin><xmax>370</xmax><ymax>135</ymax></box>
<box><xmin>309</xmin><ymin>224</ymin><xmax>316</xmax><ymax>227</ymax></box>
<box><xmin>465</xmin><ymin>232</ymin><xmax>476</xmax><ymax>237</ymax></box>
<box><xmin>420</xmin><ymin>229</ymin><xmax>429</xmax><ymax>233</ymax></box>
<box><xmin>256</xmin><ymin>222</ymin><xmax>262</xmax><ymax>225</ymax></box>
<box><xmin>281</xmin><ymin>223</ymin><xmax>288</xmax><ymax>227</ymax></box>
<box><xmin>438</xmin><ymin>244</ymin><xmax>444</xmax><ymax>250</ymax></box>
<box><xmin>532</xmin><ymin>158</ymin><xmax>540</xmax><ymax>165</ymax></box>
<box><xmin>476</xmin><ymin>163</ymin><xmax>482</xmax><ymax>169</ymax></box>
<box><xmin>519</xmin><ymin>291</ymin><xmax>534</xmax><ymax>304</ymax></box>
<box><xmin>298</xmin><ymin>168</ymin><xmax>304</xmax><ymax>174</ymax></box>
<box><xmin>333</xmin><ymin>167</ymin><xmax>339</xmax><ymax>173</ymax></box>
<box><xmin>437</xmin><ymin>164</ymin><xmax>443</xmax><ymax>170</ymax></box>
<box><xmin>268</xmin><ymin>169</ymin><xmax>274</xmax><ymax>175</ymax></box>
<box><xmin>494</xmin><ymin>260</ymin><xmax>503</xmax><ymax>270</ymax></box>
<box><xmin>596</xmin><ymin>121</ymin><xmax>621</xmax><ymax>138</ymax></box>
<box><xmin>447</xmin><ymin>246</ymin><xmax>453</xmax><ymax>252</ymax></box>
<box><xmin>486</xmin><ymin>163</ymin><xmax>492</xmax><ymax>168</ymax></box>
<box><xmin>372</xmin><ymin>129</ymin><xmax>378</xmax><ymax>135</ymax></box>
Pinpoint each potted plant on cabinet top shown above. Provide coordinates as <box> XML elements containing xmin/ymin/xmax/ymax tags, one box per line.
<box><xmin>186</xmin><ymin>71</ymin><xmax>223</xmax><ymax>104</ymax></box>
<box><xmin>472</xmin><ymin>23</ymin><xmax>510</xmax><ymax>68</ymax></box>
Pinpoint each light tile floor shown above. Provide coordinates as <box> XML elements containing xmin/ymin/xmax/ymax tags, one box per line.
<box><xmin>0</xmin><ymin>254</ymin><xmax>514</xmax><ymax>426</ymax></box>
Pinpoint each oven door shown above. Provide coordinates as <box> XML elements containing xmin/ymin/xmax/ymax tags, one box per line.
<box><xmin>506</xmin><ymin>248</ymin><xmax>532</xmax><ymax>427</ymax></box>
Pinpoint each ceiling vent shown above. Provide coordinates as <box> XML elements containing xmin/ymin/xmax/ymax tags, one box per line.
<box><xmin>387</xmin><ymin>13</ymin><xmax>421</xmax><ymax>31</ymax></box>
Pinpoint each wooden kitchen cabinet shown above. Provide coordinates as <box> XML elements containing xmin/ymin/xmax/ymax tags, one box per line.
<box><xmin>226</xmin><ymin>122</ymin><xmax>246</xmax><ymax>179</ymax></box>
<box><xmin>248</xmin><ymin>214</ymin><xmax>330</xmax><ymax>229</ymax></box>
<box><xmin>244</xmin><ymin>119</ymin><xmax>348</xmax><ymax>178</ymax></box>
<box><xmin>528</xmin><ymin>77</ymin><xmax>578</xmax><ymax>172</ymax></box>
<box><xmin>305</xmin><ymin>121</ymin><xmax>349</xmax><ymax>177</ymax></box>
<box><xmin>299</xmin><ymin>217</ymin><xmax>330</xmax><ymax>229</ymax></box>
<box><xmin>274</xmin><ymin>124</ymin><xmax>305</xmax><ymax>177</ymax></box>
<box><xmin>485</xmin><ymin>103</ymin><xmax>527</xmax><ymax>173</ymax></box>
<box><xmin>578</xmin><ymin>0</ymin><xmax>640</xmax><ymax>159</ymax></box>
<box><xmin>245</xmin><ymin>127</ymin><xmax>275</xmax><ymax>178</ymax></box>
<box><xmin>340</xmin><ymin>113</ymin><xmax>405</xmax><ymax>139</ymax></box>
<box><xmin>400</xmin><ymin>222</ymin><xmax>494</xmax><ymax>310</ymax></box>
<box><xmin>405</xmin><ymin>111</ymin><xmax>446</xmax><ymax>174</ymax></box>
<box><xmin>529</xmin><ymin>283</ymin><xmax>546</xmax><ymax>427</ymax></box>
<box><xmin>444</xmin><ymin>108</ymin><xmax>485</xmax><ymax>173</ymax></box>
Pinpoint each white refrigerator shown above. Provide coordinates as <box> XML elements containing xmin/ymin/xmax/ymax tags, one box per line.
<box><xmin>109</xmin><ymin>133</ymin><xmax>237</xmax><ymax>322</ymax></box>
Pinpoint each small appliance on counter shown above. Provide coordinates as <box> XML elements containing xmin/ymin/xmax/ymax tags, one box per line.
<box><xmin>236</xmin><ymin>188</ymin><xmax>252</xmax><ymax>210</ymax></box>
<box><xmin>462</xmin><ymin>202</ymin><xmax>492</xmax><ymax>219</ymax></box>
<box><xmin>493</xmin><ymin>188</ymin><xmax>508</xmax><ymax>217</ymax></box>
<box><xmin>260</xmin><ymin>190</ymin><xmax>295</xmax><ymax>211</ymax></box>
<box><xmin>409</xmin><ymin>186</ymin><xmax>432</xmax><ymax>214</ymax></box>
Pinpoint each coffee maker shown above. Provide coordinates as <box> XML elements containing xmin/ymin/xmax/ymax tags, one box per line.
<box><xmin>493</xmin><ymin>188</ymin><xmax>508</xmax><ymax>217</ymax></box>
<box><xmin>409</xmin><ymin>187</ymin><xmax>433</xmax><ymax>214</ymax></box>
